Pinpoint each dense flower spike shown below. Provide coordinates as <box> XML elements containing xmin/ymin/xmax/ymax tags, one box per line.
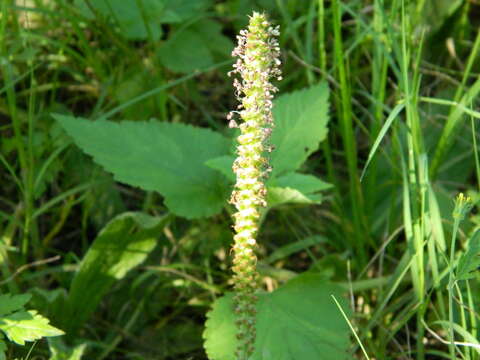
<box><xmin>228</xmin><ymin>12</ymin><xmax>281</xmax><ymax>360</ymax></box>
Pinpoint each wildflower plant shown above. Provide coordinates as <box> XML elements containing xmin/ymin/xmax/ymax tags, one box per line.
<box><xmin>53</xmin><ymin>11</ymin><xmax>343</xmax><ymax>360</ymax></box>
<box><xmin>226</xmin><ymin>12</ymin><xmax>281</xmax><ymax>359</ymax></box>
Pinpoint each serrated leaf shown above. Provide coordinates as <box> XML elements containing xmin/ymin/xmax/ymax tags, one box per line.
<box><xmin>0</xmin><ymin>294</ymin><xmax>31</xmax><ymax>317</ymax></box>
<box><xmin>456</xmin><ymin>229</ymin><xmax>480</xmax><ymax>281</ymax></box>
<box><xmin>158</xmin><ymin>29</ymin><xmax>214</xmax><ymax>73</ymax></box>
<box><xmin>204</xmin><ymin>274</ymin><xmax>350</xmax><ymax>360</ymax></box>
<box><xmin>271</xmin><ymin>82</ymin><xmax>330</xmax><ymax>176</ymax></box>
<box><xmin>53</xmin><ymin>115</ymin><xmax>231</xmax><ymax>218</ymax></box>
<box><xmin>0</xmin><ymin>310</ymin><xmax>64</xmax><ymax>346</ymax></box>
<box><xmin>269</xmin><ymin>172</ymin><xmax>332</xmax><ymax>194</ymax></box>
<box><xmin>205</xmin><ymin>160</ymin><xmax>329</xmax><ymax>208</ymax></box>
<box><xmin>64</xmin><ymin>212</ymin><xmax>168</xmax><ymax>335</ymax></box>
<box><xmin>205</xmin><ymin>161</ymin><xmax>331</xmax><ymax>205</ymax></box>
<box><xmin>206</xmin><ymin>84</ymin><xmax>330</xmax><ymax>183</ymax></box>
<box><xmin>267</xmin><ymin>187</ymin><xmax>322</xmax><ymax>208</ymax></box>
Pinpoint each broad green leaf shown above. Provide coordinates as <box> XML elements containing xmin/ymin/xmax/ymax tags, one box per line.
<box><xmin>205</xmin><ymin>155</ymin><xmax>235</xmax><ymax>182</ymax></box>
<box><xmin>270</xmin><ymin>172</ymin><xmax>332</xmax><ymax>194</ymax></box>
<box><xmin>0</xmin><ymin>310</ymin><xmax>64</xmax><ymax>346</ymax></box>
<box><xmin>158</xmin><ymin>29</ymin><xmax>215</xmax><ymax>73</ymax></box>
<box><xmin>73</xmin><ymin>0</ymin><xmax>163</xmax><ymax>40</ymax></box>
<box><xmin>205</xmin><ymin>161</ymin><xmax>330</xmax><ymax>208</ymax></box>
<box><xmin>0</xmin><ymin>294</ymin><xmax>31</xmax><ymax>317</ymax></box>
<box><xmin>54</xmin><ymin>115</ymin><xmax>231</xmax><ymax>218</ymax></box>
<box><xmin>270</xmin><ymin>82</ymin><xmax>330</xmax><ymax>176</ymax></box>
<box><xmin>205</xmin><ymin>83</ymin><xmax>331</xmax><ymax>196</ymax></box>
<box><xmin>152</xmin><ymin>0</ymin><xmax>211</xmax><ymax>23</ymax></box>
<box><xmin>190</xmin><ymin>19</ymin><xmax>234</xmax><ymax>57</ymax></box>
<box><xmin>267</xmin><ymin>187</ymin><xmax>322</xmax><ymax>208</ymax></box>
<box><xmin>64</xmin><ymin>212</ymin><xmax>169</xmax><ymax>335</ymax></box>
<box><xmin>158</xmin><ymin>17</ymin><xmax>233</xmax><ymax>74</ymax></box>
<box><xmin>73</xmin><ymin>0</ymin><xmax>211</xmax><ymax>40</ymax></box>
<box><xmin>204</xmin><ymin>273</ymin><xmax>350</xmax><ymax>360</ymax></box>
<box><xmin>113</xmin><ymin>68</ymin><xmax>164</xmax><ymax>120</ymax></box>
<box><xmin>205</xmin><ymin>164</ymin><xmax>331</xmax><ymax>204</ymax></box>
<box><xmin>456</xmin><ymin>229</ymin><xmax>480</xmax><ymax>281</ymax></box>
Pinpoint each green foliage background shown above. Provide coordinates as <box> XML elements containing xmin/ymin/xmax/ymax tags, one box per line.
<box><xmin>1</xmin><ymin>0</ymin><xmax>480</xmax><ymax>359</ymax></box>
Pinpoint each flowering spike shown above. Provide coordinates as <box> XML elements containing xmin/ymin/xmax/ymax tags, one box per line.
<box><xmin>228</xmin><ymin>12</ymin><xmax>281</xmax><ymax>360</ymax></box>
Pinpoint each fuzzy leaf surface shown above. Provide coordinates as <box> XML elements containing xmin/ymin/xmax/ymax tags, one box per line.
<box><xmin>456</xmin><ymin>229</ymin><xmax>480</xmax><ymax>281</ymax></box>
<box><xmin>270</xmin><ymin>82</ymin><xmax>329</xmax><ymax>176</ymax></box>
<box><xmin>64</xmin><ymin>212</ymin><xmax>169</xmax><ymax>335</ymax></box>
<box><xmin>0</xmin><ymin>310</ymin><xmax>63</xmax><ymax>345</ymax></box>
<box><xmin>54</xmin><ymin>115</ymin><xmax>231</xmax><ymax>218</ymax></box>
<box><xmin>204</xmin><ymin>273</ymin><xmax>350</xmax><ymax>360</ymax></box>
